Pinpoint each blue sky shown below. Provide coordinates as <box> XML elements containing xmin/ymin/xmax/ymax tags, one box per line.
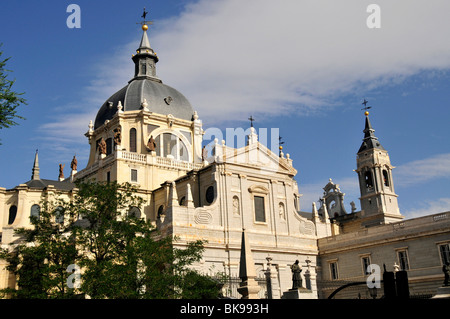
<box><xmin>1</xmin><ymin>0</ymin><xmax>450</xmax><ymax>219</ymax></box>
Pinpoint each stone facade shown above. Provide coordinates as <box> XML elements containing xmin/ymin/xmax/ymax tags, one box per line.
<box><xmin>317</xmin><ymin>211</ymin><xmax>450</xmax><ymax>298</ymax></box>
<box><xmin>0</xmin><ymin>23</ymin><xmax>449</xmax><ymax>300</ymax></box>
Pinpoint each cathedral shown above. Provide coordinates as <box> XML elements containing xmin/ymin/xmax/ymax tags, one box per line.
<box><xmin>0</xmin><ymin>22</ymin><xmax>449</xmax><ymax>299</ymax></box>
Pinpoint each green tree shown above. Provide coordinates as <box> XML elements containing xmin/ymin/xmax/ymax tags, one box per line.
<box><xmin>0</xmin><ymin>181</ymin><xmax>223</xmax><ymax>299</ymax></box>
<box><xmin>0</xmin><ymin>198</ymin><xmax>78</xmax><ymax>298</ymax></box>
<box><xmin>0</xmin><ymin>44</ymin><xmax>27</xmax><ymax>144</ymax></box>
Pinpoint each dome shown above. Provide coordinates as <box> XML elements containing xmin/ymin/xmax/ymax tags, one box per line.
<box><xmin>93</xmin><ymin>25</ymin><xmax>195</xmax><ymax>130</ymax></box>
<box><xmin>94</xmin><ymin>78</ymin><xmax>194</xmax><ymax>129</ymax></box>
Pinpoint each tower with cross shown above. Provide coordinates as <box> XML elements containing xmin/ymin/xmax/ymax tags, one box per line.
<box><xmin>355</xmin><ymin>105</ymin><xmax>402</xmax><ymax>225</ymax></box>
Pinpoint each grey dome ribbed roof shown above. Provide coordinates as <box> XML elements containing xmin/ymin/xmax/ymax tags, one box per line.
<box><xmin>94</xmin><ymin>26</ymin><xmax>195</xmax><ymax>130</ymax></box>
<box><xmin>94</xmin><ymin>79</ymin><xmax>194</xmax><ymax>129</ymax></box>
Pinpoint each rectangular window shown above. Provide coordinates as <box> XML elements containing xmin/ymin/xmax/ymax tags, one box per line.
<box><xmin>361</xmin><ymin>256</ymin><xmax>371</xmax><ymax>275</ymax></box>
<box><xmin>254</xmin><ymin>196</ymin><xmax>266</xmax><ymax>223</ymax></box>
<box><xmin>130</xmin><ymin>128</ymin><xmax>137</xmax><ymax>153</ymax></box>
<box><xmin>106</xmin><ymin>138</ymin><xmax>113</xmax><ymax>155</ymax></box>
<box><xmin>330</xmin><ymin>262</ymin><xmax>339</xmax><ymax>280</ymax></box>
<box><xmin>397</xmin><ymin>250</ymin><xmax>409</xmax><ymax>270</ymax></box>
<box><xmin>131</xmin><ymin>169</ymin><xmax>138</xmax><ymax>183</ymax></box>
<box><xmin>439</xmin><ymin>243</ymin><xmax>450</xmax><ymax>265</ymax></box>
<box><xmin>155</xmin><ymin>135</ymin><xmax>161</xmax><ymax>157</ymax></box>
<box><xmin>106</xmin><ymin>171</ymin><xmax>111</xmax><ymax>183</ymax></box>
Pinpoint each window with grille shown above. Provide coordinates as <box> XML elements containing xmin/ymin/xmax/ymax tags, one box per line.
<box><xmin>330</xmin><ymin>262</ymin><xmax>339</xmax><ymax>280</ymax></box>
<box><xmin>439</xmin><ymin>243</ymin><xmax>450</xmax><ymax>265</ymax></box>
<box><xmin>131</xmin><ymin>169</ymin><xmax>138</xmax><ymax>182</ymax></box>
<box><xmin>361</xmin><ymin>256</ymin><xmax>371</xmax><ymax>275</ymax></box>
<box><xmin>397</xmin><ymin>250</ymin><xmax>410</xmax><ymax>270</ymax></box>
<box><xmin>254</xmin><ymin>196</ymin><xmax>266</xmax><ymax>223</ymax></box>
<box><xmin>54</xmin><ymin>206</ymin><xmax>64</xmax><ymax>224</ymax></box>
<box><xmin>30</xmin><ymin>204</ymin><xmax>40</xmax><ymax>219</ymax></box>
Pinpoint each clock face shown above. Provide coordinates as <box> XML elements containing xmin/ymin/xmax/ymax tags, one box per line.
<box><xmin>205</xmin><ymin>186</ymin><xmax>214</xmax><ymax>204</ymax></box>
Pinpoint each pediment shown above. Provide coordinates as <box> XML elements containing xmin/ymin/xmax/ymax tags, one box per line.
<box><xmin>212</xmin><ymin>142</ymin><xmax>297</xmax><ymax>176</ymax></box>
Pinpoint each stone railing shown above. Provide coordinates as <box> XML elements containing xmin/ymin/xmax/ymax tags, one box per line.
<box><xmin>121</xmin><ymin>151</ymin><xmax>147</xmax><ymax>163</ymax></box>
<box><xmin>74</xmin><ymin>151</ymin><xmax>203</xmax><ymax>181</ymax></box>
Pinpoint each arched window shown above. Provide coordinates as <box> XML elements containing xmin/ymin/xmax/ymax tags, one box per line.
<box><xmin>130</xmin><ymin>128</ymin><xmax>137</xmax><ymax>152</ymax></box>
<box><xmin>154</xmin><ymin>133</ymin><xmax>189</xmax><ymax>161</ymax></box>
<box><xmin>157</xmin><ymin>205</ymin><xmax>164</xmax><ymax>218</ymax></box>
<box><xmin>383</xmin><ymin>170</ymin><xmax>390</xmax><ymax>187</ymax></box>
<box><xmin>30</xmin><ymin>204</ymin><xmax>40</xmax><ymax>220</ymax></box>
<box><xmin>8</xmin><ymin>205</ymin><xmax>17</xmax><ymax>225</ymax></box>
<box><xmin>128</xmin><ymin>206</ymin><xmax>141</xmax><ymax>219</ymax></box>
<box><xmin>364</xmin><ymin>171</ymin><xmax>373</xmax><ymax>189</ymax></box>
<box><xmin>54</xmin><ymin>206</ymin><xmax>64</xmax><ymax>224</ymax></box>
<box><xmin>205</xmin><ymin>186</ymin><xmax>215</xmax><ymax>204</ymax></box>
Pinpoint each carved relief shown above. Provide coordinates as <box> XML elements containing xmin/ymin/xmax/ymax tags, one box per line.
<box><xmin>279</xmin><ymin>202</ymin><xmax>286</xmax><ymax>220</ymax></box>
<box><xmin>232</xmin><ymin>196</ymin><xmax>240</xmax><ymax>216</ymax></box>
<box><xmin>194</xmin><ymin>209</ymin><xmax>213</xmax><ymax>224</ymax></box>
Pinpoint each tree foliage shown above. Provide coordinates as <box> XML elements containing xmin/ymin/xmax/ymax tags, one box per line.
<box><xmin>0</xmin><ymin>181</ymin><xmax>223</xmax><ymax>299</ymax></box>
<box><xmin>0</xmin><ymin>44</ymin><xmax>27</xmax><ymax>144</ymax></box>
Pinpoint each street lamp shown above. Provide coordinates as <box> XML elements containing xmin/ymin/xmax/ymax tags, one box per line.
<box><xmin>265</xmin><ymin>256</ymin><xmax>273</xmax><ymax>299</ymax></box>
<box><xmin>368</xmin><ymin>286</ymin><xmax>378</xmax><ymax>299</ymax></box>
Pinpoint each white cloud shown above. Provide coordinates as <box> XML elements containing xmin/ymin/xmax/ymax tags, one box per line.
<box><xmin>152</xmin><ymin>0</ymin><xmax>450</xmax><ymax>123</ymax></box>
<box><xmin>37</xmin><ymin>0</ymin><xmax>450</xmax><ymax>164</ymax></box>
<box><xmin>402</xmin><ymin>197</ymin><xmax>450</xmax><ymax>219</ymax></box>
<box><xmin>395</xmin><ymin>153</ymin><xmax>450</xmax><ymax>186</ymax></box>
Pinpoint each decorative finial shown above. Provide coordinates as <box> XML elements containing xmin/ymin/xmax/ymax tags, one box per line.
<box><xmin>279</xmin><ymin>136</ymin><xmax>285</xmax><ymax>156</ymax></box>
<box><xmin>361</xmin><ymin>98</ymin><xmax>371</xmax><ymax>115</ymax></box>
<box><xmin>141</xmin><ymin>98</ymin><xmax>149</xmax><ymax>111</ymax></box>
<box><xmin>248</xmin><ymin>115</ymin><xmax>255</xmax><ymax>127</ymax></box>
<box><xmin>137</xmin><ymin>7</ymin><xmax>153</xmax><ymax>30</ymax></box>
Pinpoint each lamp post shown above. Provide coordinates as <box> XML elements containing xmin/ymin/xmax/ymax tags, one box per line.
<box><xmin>368</xmin><ymin>286</ymin><xmax>378</xmax><ymax>299</ymax></box>
<box><xmin>265</xmin><ymin>256</ymin><xmax>273</xmax><ymax>299</ymax></box>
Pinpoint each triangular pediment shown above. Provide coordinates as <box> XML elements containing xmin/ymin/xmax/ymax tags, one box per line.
<box><xmin>211</xmin><ymin>141</ymin><xmax>297</xmax><ymax>176</ymax></box>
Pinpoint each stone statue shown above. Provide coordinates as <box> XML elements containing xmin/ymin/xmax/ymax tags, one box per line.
<box><xmin>232</xmin><ymin>196</ymin><xmax>240</xmax><ymax>215</ymax></box>
<box><xmin>70</xmin><ymin>156</ymin><xmax>77</xmax><ymax>171</ymax></box>
<box><xmin>114</xmin><ymin>127</ymin><xmax>121</xmax><ymax>145</ymax></box>
<box><xmin>58</xmin><ymin>164</ymin><xmax>65</xmax><ymax>179</ymax></box>
<box><xmin>202</xmin><ymin>145</ymin><xmax>208</xmax><ymax>161</ymax></box>
<box><xmin>147</xmin><ymin>135</ymin><xmax>156</xmax><ymax>152</ymax></box>
<box><xmin>291</xmin><ymin>260</ymin><xmax>303</xmax><ymax>289</ymax></box>
<box><xmin>443</xmin><ymin>262</ymin><xmax>450</xmax><ymax>286</ymax></box>
<box><xmin>98</xmin><ymin>138</ymin><xmax>107</xmax><ymax>155</ymax></box>
<box><xmin>350</xmin><ymin>201</ymin><xmax>356</xmax><ymax>213</ymax></box>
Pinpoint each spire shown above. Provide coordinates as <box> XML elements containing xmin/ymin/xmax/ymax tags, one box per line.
<box><xmin>131</xmin><ymin>17</ymin><xmax>160</xmax><ymax>82</ymax></box>
<box><xmin>237</xmin><ymin>229</ymin><xmax>260</xmax><ymax>299</ymax></box>
<box><xmin>358</xmin><ymin>111</ymin><xmax>385</xmax><ymax>153</ymax></box>
<box><xmin>31</xmin><ymin>149</ymin><xmax>40</xmax><ymax>180</ymax></box>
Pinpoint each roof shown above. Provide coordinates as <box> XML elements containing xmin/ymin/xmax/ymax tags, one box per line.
<box><xmin>94</xmin><ymin>79</ymin><xmax>194</xmax><ymax>129</ymax></box>
<box><xmin>358</xmin><ymin>114</ymin><xmax>385</xmax><ymax>153</ymax></box>
<box><xmin>93</xmin><ymin>25</ymin><xmax>194</xmax><ymax>129</ymax></box>
<box><xmin>22</xmin><ymin>178</ymin><xmax>75</xmax><ymax>191</ymax></box>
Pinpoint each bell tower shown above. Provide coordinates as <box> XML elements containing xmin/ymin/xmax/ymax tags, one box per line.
<box><xmin>355</xmin><ymin>111</ymin><xmax>403</xmax><ymax>226</ymax></box>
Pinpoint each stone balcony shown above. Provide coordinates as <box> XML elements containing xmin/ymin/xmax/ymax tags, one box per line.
<box><xmin>74</xmin><ymin>150</ymin><xmax>204</xmax><ymax>181</ymax></box>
